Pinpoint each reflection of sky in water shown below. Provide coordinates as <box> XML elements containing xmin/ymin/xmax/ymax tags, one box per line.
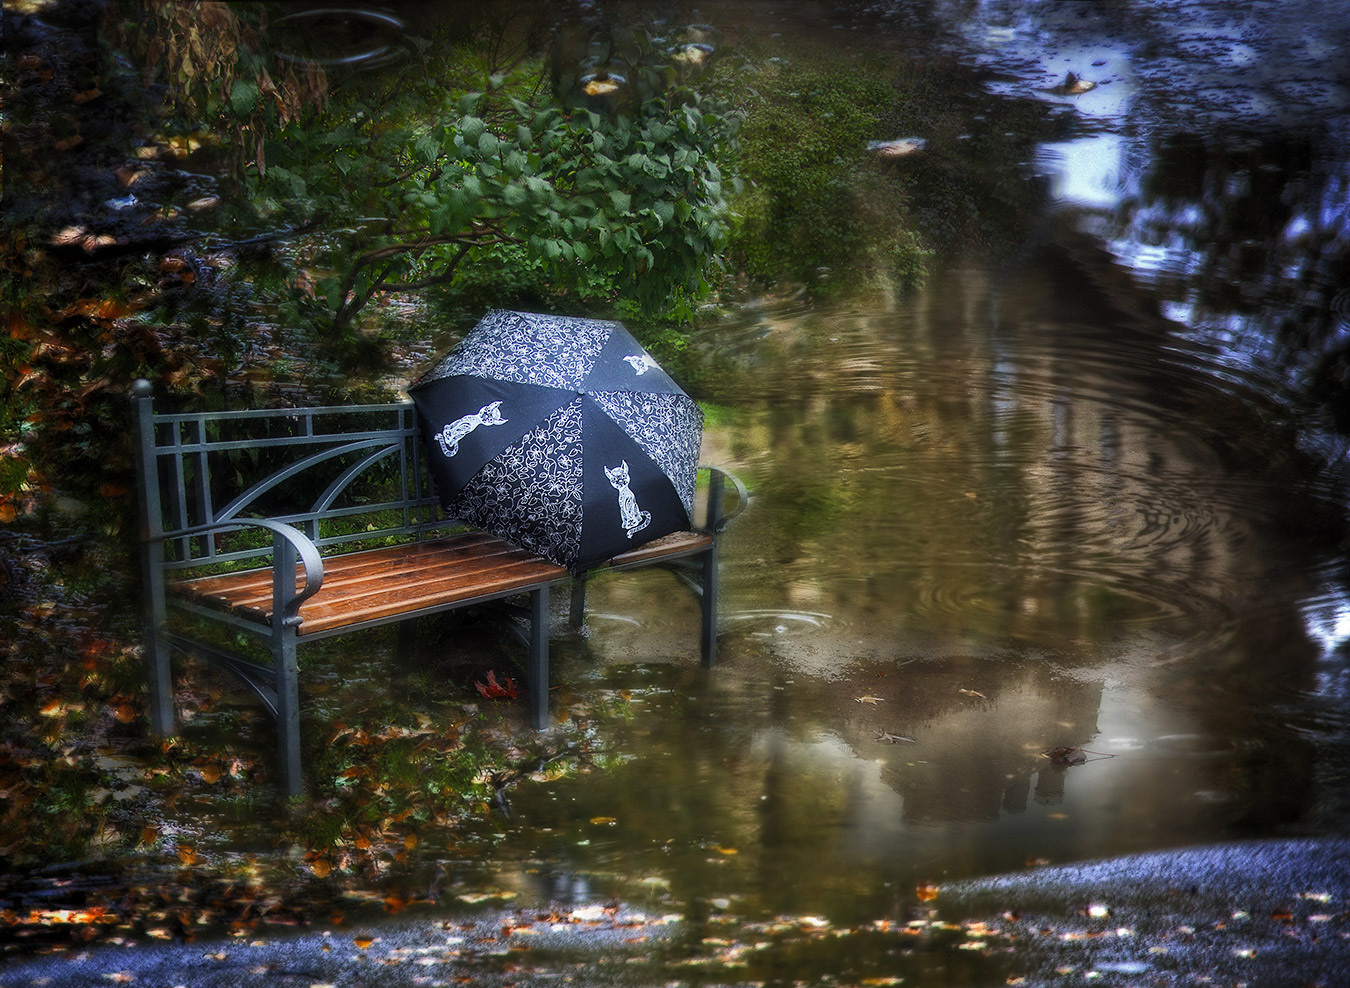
<box><xmin>936</xmin><ymin>0</ymin><xmax>1350</xmax><ymax>659</ymax></box>
<box><xmin>1035</xmin><ymin>135</ymin><xmax>1131</xmax><ymax>209</ymax></box>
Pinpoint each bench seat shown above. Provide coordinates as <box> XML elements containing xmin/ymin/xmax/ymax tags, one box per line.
<box><xmin>170</xmin><ymin>530</ymin><xmax>713</xmax><ymax>635</ymax></box>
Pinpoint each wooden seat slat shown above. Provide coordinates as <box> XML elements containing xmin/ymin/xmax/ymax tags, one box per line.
<box><xmin>172</xmin><ymin>536</ymin><xmax>565</xmax><ymax>632</ymax></box>
<box><xmin>603</xmin><ymin>531</ymin><xmax>713</xmax><ymax>566</ymax></box>
<box><xmin>297</xmin><ymin>559</ymin><xmax>566</xmax><ymax>632</ymax></box>
<box><xmin>171</xmin><ymin>531</ymin><xmax>714</xmax><ymax>635</ymax></box>
<box><xmin>170</xmin><ymin>531</ymin><xmax>511</xmax><ymax>600</ymax></box>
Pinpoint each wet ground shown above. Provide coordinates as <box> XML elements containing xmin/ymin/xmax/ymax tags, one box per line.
<box><xmin>3</xmin><ymin>838</ymin><xmax>1344</xmax><ymax>987</ymax></box>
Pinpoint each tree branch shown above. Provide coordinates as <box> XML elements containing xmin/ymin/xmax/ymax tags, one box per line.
<box><xmin>330</xmin><ymin>230</ymin><xmax>515</xmax><ymax>332</ymax></box>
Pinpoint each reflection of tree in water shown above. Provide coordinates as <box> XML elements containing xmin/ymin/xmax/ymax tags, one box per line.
<box><xmin>1125</xmin><ymin>131</ymin><xmax>1350</xmax><ymax>433</ymax></box>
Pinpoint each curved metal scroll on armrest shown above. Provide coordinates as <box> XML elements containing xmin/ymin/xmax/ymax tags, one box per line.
<box><xmin>152</xmin><ymin>519</ymin><xmax>325</xmax><ymax>626</ymax></box>
<box><xmin>698</xmin><ymin>465</ymin><xmax>749</xmax><ymax>534</ymax></box>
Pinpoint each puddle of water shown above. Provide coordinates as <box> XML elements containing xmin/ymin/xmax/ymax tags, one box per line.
<box><xmin>455</xmin><ymin>259</ymin><xmax>1350</xmax><ymax>924</ymax></box>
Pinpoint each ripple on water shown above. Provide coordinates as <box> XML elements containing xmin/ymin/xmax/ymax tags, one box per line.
<box><xmin>723</xmin><ymin>609</ymin><xmax>835</xmax><ymax>637</ymax></box>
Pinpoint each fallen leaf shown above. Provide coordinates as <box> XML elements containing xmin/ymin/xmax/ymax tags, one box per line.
<box><xmin>1042</xmin><ymin>71</ymin><xmax>1098</xmax><ymax>96</ymax></box>
<box><xmin>52</xmin><ymin>225</ymin><xmax>88</xmax><ymax>246</ymax></box>
<box><xmin>1043</xmin><ymin>746</ymin><xmax>1086</xmax><ymax>766</ymax></box>
<box><xmin>475</xmin><ymin>670</ymin><xmax>522</xmax><ymax>700</ymax></box>
<box><xmin>958</xmin><ymin>688</ymin><xmax>988</xmax><ymax>699</ymax></box>
<box><xmin>875</xmin><ymin>730</ymin><xmax>916</xmax><ymax>743</ymax></box>
<box><xmin>589</xmin><ymin>816</ymin><xmax>617</xmax><ymax>825</ymax></box>
<box><xmin>866</xmin><ymin>137</ymin><xmax>927</xmax><ymax>157</ymax></box>
<box><xmin>855</xmin><ymin>695</ymin><xmax>885</xmax><ymax>704</ymax></box>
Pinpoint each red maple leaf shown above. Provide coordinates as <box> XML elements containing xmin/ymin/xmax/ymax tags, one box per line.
<box><xmin>474</xmin><ymin>670</ymin><xmax>521</xmax><ymax>700</ymax></box>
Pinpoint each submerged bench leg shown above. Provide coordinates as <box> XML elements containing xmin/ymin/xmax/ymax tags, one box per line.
<box><xmin>700</xmin><ymin>544</ymin><xmax>719</xmax><ymax>668</ymax></box>
<box><xmin>397</xmin><ymin>617</ymin><xmax>417</xmax><ymax>659</ymax></box>
<box><xmin>568</xmin><ymin>575</ymin><xmax>587</xmax><ymax>629</ymax></box>
<box><xmin>529</xmin><ymin>586</ymin><xmax>549</xmax><ymax>730</ymax></box>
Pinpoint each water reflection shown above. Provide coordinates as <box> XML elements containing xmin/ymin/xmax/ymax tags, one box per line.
<box><xmin>485</xmin><ymin>240</ymin><xmax>1347</xmax><ymax>920</ymax></box>
<box><xmin>941</xmin><ymin>0</ymin><xmax>1350</xmax><ymax>468</ymax></box>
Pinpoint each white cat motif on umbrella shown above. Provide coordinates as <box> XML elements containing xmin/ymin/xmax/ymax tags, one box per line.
<box><xmin>606</xmin><ymin>460</ymin><xmax>651</xmax><ymax>538</ymax></box>
<box><xmin>436</xmin><ymin>400</ymin><xmax>508</xmax><ymax>457</ymax></box>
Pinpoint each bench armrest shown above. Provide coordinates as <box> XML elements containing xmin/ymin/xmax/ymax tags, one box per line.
<box><xmin>699</xmin><ymin>465</ymin><xmax>749</xmax><ymax>534</ymax></box>
<box><xmin>152</xmin><ymin>519</ymin><xmax>325</xmax><ymax>627</ymax></box>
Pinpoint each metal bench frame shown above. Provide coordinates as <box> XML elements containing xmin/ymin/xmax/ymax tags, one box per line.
<box><xmin>129</xmin><ymin>379</ymin><xmax>745</xmax><ymax>797</ymax></box>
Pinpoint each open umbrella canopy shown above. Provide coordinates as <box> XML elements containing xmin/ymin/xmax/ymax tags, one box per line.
<box><xmin>409</xmin><ymin>310</ymin><xmax>704</xmax><ymax>571</ymax></box>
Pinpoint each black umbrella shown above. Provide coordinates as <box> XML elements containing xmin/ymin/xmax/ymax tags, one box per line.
<box><xmin>409</xmin><ymin>310</ymin><xmax>704</xmax><ymax>571</ymax></box>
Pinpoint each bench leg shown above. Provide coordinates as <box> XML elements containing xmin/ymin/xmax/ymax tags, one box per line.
<box><xmin>144</xmin><ymin>627</ymin><xmax>175</xmax><ymax>735</ymax></box>
<box><xmin>529</xmin><ymin>586</ymin><xmax>549</xmax><ymax>730</ymax></box>
<box><xmin>700</xmin><ymin>544</ymin><xmax>719</xmax><ymax>668</ymax></box>
<box><xmin>272</xmin><ymin>625</ymin><xmax>303</xmax><ymax>799</ymax></box>
<box><xmin>139</xmin><ymin>547</ymin><xmax>175</xmax><ymax>733</ymax></box>
<box><xmin>568</xmin><ymin>575</ymin><xmax>587</xmax><ymax>629</ymax></box>
<box><xmin>397</xmin><ymin>617</ymin><xmax>417</xmax><ymax>659</ymax></box>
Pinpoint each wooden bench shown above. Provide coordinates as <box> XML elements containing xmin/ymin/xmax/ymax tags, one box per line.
<box><xmin>129</xmin><ymin>379</ymin><xmax>745</xmax><ymax>797</ymax></box>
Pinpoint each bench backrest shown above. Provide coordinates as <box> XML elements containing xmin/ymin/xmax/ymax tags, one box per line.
<box><xmin>132</xmin><ymin>383</ymin><xmax>454</xmax><ymax>574</ymax></box>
